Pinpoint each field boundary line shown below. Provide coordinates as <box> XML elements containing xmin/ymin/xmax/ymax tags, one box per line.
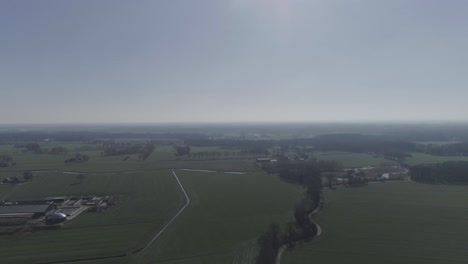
<box><xmin>140</xmin><ymin>169</ymin><xmax>191</xmax><ymax>252</ymax></box>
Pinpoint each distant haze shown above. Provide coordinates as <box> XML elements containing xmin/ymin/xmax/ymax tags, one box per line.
<box><xmin>1</xmin><ymin>0</ymin><xmax>468</xmax><ymax>124</ymax></box>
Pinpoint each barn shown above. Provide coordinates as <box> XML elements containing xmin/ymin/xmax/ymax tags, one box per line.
<box><xmin>0</xmin><ymin>204</ymin><xmax>54</xmax><ymax>226</ymax></box>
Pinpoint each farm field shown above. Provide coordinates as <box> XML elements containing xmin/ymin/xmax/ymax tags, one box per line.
<box><xmin>0</xmin><ymin>143</ymin><xmax>303</xmax><ymax>264</ymax></box>
<box><xmin>312</xmin><ymin>151</ymin><xmax>396</xmax><ymax>167</ymax></box>
<box><xmin>406</xmin><ymin>153</ymin><xmax>468</xmax><ymax>166</ymax></box>
<box><xmin>138</xmin><ymin>170</ymin><xmax>303</xmax><ymax>264</ymax></box>
<box><xmin>283</xmin><ymin>181</ymin><xmax>468</xmax><ymax>264</ymax></box>
<box><xmin>0</xmin><ymin>170</ymin><xmax>184</xmax><ymax>264</ymax></box>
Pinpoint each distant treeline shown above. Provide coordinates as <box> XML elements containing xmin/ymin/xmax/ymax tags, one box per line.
<box><xmin>311</xmin><ymin>134</ymin><xmax>421</xmax><ymax>154</ymax></box>
<box><xmin>187</xmin><ymin>135</ymin><xmax>468</xmax><ymax>161</ymax></box>
<box><xmin>186</xmin><ymin>139</ymin><xmax>275</xmax><ymax>150</ymax></box>
<box><xmin>257</xmin><ymin>160</ymin><xmax>325</xmax><ymax>264</ymax></box>
<box><xmin>425</xmin><ymin>143</ymin><xmax>468</xmax><ymax>156</ymax></box>
<box><xmin>0</xmin><ymin>131</ymin><xmax>207</xmax><ymax>143</ymax></box>
<box><xmin>411</xmin><ymin>161</ymin><xmax>468</xmax><ymax>183</ymax></box>
<box><xmin>14</xmin><ymin>143</ymin><xmax>95</xmax><ymax>155</ymax></box>
<box><xmin>0</xmin><ymin>154</ymin><xmax>14</xmax><ymax>167</ymax></box>
<box><xmin>99</xmin><ymin>141</ymin><xmax>155</xmax><ymax>160</ymax></box>
<box><xmin>187</xmin><ymin>135</ymin><xmax>422</xmax><ymax>160</ymax></box>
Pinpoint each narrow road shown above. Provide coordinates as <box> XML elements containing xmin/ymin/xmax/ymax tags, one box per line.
<box><xmin>0</xmin><ymin>169</ymin><xmax>144</xmax><ymax>175</ymax></box>
<box><xmin>141</xmin><ymin>169</ymin><xmax>191</xmax><ymax>252</ymax></box>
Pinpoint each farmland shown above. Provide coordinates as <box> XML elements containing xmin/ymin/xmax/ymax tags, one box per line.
<box><xmin>0</xmin><ymin>143</ymin><xmax>302</xmax><ymax>264</ymax></box>
<box><xmin>0</xmin><ymin>170</ymin><xmax>184</xmax><ymax>264</ymax></box>
<box><xmin>406</xmin><ymin>153</ymin><xmax>468</xmax><ymax>166</ymax></box>
<box><xmin>139</xmin><ymin>171</ymin><xmax>303</xmax><ymax>264</ymax></box>
<box><xmin>311</xmin><ymin>151</ymin><xmax>396</xmax><ymax>167</ymax></box>
<box><xmin>283</xmin><ymin>181</ymin><xmax>468</xmax><ymax>264</ymax></box>
<box><xmin>3</xmin><ymin>134</ymin><xmax>468</xmax><ymax>264</ymax></box>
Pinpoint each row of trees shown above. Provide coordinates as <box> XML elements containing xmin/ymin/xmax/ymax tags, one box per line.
<box><xmin>138</xmin><ymin>143</ymin><xmax>155</xmax><ymax>160</ymax></box>
<box><xmin>257</xmin><ymin>160</ymin><xmax>325</xmax><ymax>264</ymax></box>
<box><xmin>191</xmin><ymin>150</ymin><xmax>269</xmax><ymax>159</ymax></box>
<box><xmin>186</xmin><ymin>134</ymin><xmax>425</xmax><ymax>161</ymax></box>
<box><xmin>411</xmin><ymin>161</ymin><xmax>468</xmax><ymax>183</ymax></box>
<box><xmin>0</xmin><ymin>154</ymin><xmax>14</xmax><ymax>167</ymax></box>
<box><xmin>100</xmin><ymin>141</ymin><xmax>155</xmax><ymax>160</ymax></box>
<box><xmin>65</xmin><ymin>153</ymin><xmax>89</xmax><ymax>163</ymax></box>
<box><xmin>425</xmin><ymin>143</ymin><xmax>468</xmax><ymax>156</ymax></box>
<box><xmin>15</xmin><ymin>143</ymin><xmax>91</xmax><ymax>155</ymax></box>
<box><xmin>174</xmin><ymin>145</ymin><xmax>191</xmax><ymax>157</ymax></box>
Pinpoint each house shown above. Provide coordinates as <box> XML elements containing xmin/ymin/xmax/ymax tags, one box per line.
<box><xmin>256</xmin><ymin>158</ymin><xmax>271</xmax><ymax>163</ymax></box>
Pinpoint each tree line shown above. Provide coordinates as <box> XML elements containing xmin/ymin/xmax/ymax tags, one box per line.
<box><xmin>256</xmin><ymin>160</ymin><xmax>326</xmax><ymax>264</ymax></box>
<box><xmin>0</xmin><ymin>154</ymin><xmax>15</xmax><ymax>167</ymax></box>
<box><xmin>0</xmin><ymin>131</ymin><xmax>207</xmax><ymax>143</ymax></box>
<box><xmin>425</xmin><ymin>143</ymin><xmax>468</xmax><ymax>156</ymax></box>
<box><xmin>15</xmin><ymin>143</ymin><xmax>94</xmax><ymax>155</ymax></box>
<box><xmin>411</xmin><ymin>161</ymin><xmax>468</xmax><ymax>183</ymax></box>
<box><xmin>99</xmin><ymin>141</ymin><xmax>155</xmax><ymax>160</ymax></box>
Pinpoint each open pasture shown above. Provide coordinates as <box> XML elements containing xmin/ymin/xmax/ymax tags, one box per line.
<box><xmin>312</xmin><ymin>151</ymin><xmax>396</xmax><ymax>167</ymax></box>
<box><xmin>139</xmin><ymin>170</ymin><xmax>303</xmax><ymax>264</ymax></box>
<box><xmin>0</xmin><ymin>170</ymin><xmax>183</xmax><ymax>264</ymax></box>
<box><xmin>283</xmin><ymin>181</ymin><xmax>468</xmax><ymax>264</ymax></box>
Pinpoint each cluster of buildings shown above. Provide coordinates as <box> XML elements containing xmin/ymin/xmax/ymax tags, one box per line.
<box><xmin>1</xmin><ymin>177</ymin><xmax>25</xmax><ymax>184</ymax></box>
<box><xmin>0</xmin><ymin>195</ymin><xmax>113</xmax><ymax>227</ymax></box>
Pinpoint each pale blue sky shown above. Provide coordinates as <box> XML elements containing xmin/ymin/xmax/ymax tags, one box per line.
<box><xmin>1</xmin><ymin>0</ymin><xmax>468</xmax><ymax>123</ymax></box>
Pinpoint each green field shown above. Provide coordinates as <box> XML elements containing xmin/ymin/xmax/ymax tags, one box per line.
<box><xmin>0</xmin><ymin>170</ymin><xmax>184</xmax><ymax>264</ymax></box>
<box><xmin>0</xmin><ymin>144</ymin><xmax>303</xmax><ymax>264</ymax></box>
<box><xmin>139</xmin><ymin>171</ymin><xmax>303</xmax><ymax>264</ymax></box>
<box><xmin>9</xmin><ymin>141</ymin><xmax>468</xmax><ymax>264</ymax></box>
<box><xmin>312</xmin><ymin>151</ymin><xmax>396</xmax><ymax>167</ymax></box>
<box><xmin>283</xmin><ymin>181</ymin><xmax>468</xmax><ymax>264</ymax></box>
<box><xmin>406</xmin><ymin>153</ymin><xmax>468</xmax><ymax>166</ymax></box>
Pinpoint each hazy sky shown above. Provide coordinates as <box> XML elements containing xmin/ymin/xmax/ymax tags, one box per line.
<box><xmin>1</xmin><ymin>0</ymin><xmax>468</xmax><ymax>124</ymax></box>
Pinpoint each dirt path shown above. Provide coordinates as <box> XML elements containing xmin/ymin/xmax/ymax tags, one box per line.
<box><xmin>178</xmin><ymin>168</ymin><xmax>249</xmax><ymax>174</ymax></box>
<box><xmin>140</xmin><ymin>169</ymin><xmax>191</xmax><ymax>252</ymax></box>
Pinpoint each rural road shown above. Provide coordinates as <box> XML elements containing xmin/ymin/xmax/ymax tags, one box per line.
<box><xmin>178</xmin><ymin>168</ymin><xmax>248</xmax><ymax>174</ymax></box>
<box><xmin>0</xmin><ymin>169</ymin><xmax>144</xmax><ymax>175</ymax></box>
<box><xmin>141</xmin><ymin>169</ymin><xmax>191</xmax><ymax>252</ymax></box>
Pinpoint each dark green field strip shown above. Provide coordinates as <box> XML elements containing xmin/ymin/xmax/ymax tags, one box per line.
<box><xmin>283</xmin><ymin>181</ymin><xmax>468</xmax><ymax>264</ymax></box>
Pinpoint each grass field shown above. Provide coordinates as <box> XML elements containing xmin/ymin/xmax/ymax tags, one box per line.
<box><xmin>406</xmin><ymin>153</ymin><xmax>468</xmax><ymax>166</ymax></box>
<box><xmin>312</xmin><ymin>151</ymin><xmax>396</xmax><ymax>167</ymax></box>
<box><xmin>283</xmin><ymin>181</ymin><xmax>468</xmax><ymax>264</ymax></box>
<box><xmin>138</xmin><ymin>170</ymin><xmax>303</xmax><ymax>264</ymax></box>
<box><xmin>0</xmin><ymin>143</ymin><xmax>303</xmax><ymax>264</ymax></box>
<box><xmin>0</xmin><ymin>170</ymin><xmax>184</xmax><ymax>264</ymax></box>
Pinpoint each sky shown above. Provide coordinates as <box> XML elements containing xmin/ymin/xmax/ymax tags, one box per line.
<box><xmin>1</xmin><ymin>0</ymin><xmax>468</xmax><ymax>124</ymax></box>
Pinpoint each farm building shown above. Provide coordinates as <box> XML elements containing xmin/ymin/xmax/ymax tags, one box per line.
<box><xmin>0</xmin><ymin>204</ymin><xmax>54</xmax><ymax>226</ymax></box>
<box><xmin>1</xmin><ymin>177</ymin><xmax>24</xmax><ymax>184</ymax></box>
